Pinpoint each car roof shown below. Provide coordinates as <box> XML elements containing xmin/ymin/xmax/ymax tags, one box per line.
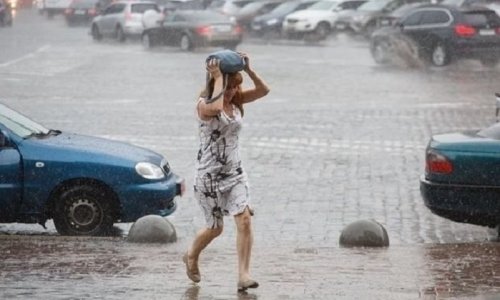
<box><xmin>410</xmin><ymin>3</ymin><xmax>495</xmax><ymax>12</ymax></box>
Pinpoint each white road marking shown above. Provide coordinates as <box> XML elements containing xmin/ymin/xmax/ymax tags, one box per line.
<box><xmin>0</xmin><ymin>45</ymin><xmax>51</xmax><ymax>68</ymax></box>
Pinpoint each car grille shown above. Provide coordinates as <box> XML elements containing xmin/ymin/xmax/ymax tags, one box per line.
<box><xmin>287</xmin><ymin>19</ymin><xmax>298</xmax><ymax>24</ymax></box>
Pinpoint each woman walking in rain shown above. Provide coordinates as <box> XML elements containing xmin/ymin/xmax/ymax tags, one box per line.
<box><xmin>183</xmin><ymin>52</ymin><xmax>270</xmax><ymax>292</ymax></box>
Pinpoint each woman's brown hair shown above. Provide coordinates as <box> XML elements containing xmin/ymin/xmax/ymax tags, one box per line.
<box><xmin>200</xmin><ymin>72</ymin><xmax>244</xmax><ymax>116</ymax></box>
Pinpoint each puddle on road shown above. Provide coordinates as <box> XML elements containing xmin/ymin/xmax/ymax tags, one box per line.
<box><xmin>1</xmin><ymin>235</ymin><xmax>500</xmax><ymax>299</ymax></box>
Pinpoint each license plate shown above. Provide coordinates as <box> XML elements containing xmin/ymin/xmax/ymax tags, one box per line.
<box><xmin>213</xmin><ymin>25</ymin><xmax>231</xmax><ymax>32</ymax></box>
<box><xmin>336</xmin><ymin>23</ymin><xmax>346</xmax><ymax>29</ymax></box>
<box><xmin>252</xmin><ymin>24</ymin><xmax>261</xmax><ymax>30</ymax></box>
<box><xmin>74</xmin><ymin>9</ymin><xmax>85</xmax><ymax>14</ymax></box>
<box><xmin>480</xmin><ymin>29</ymin><xmax>495</xmax><ymax>36</ymax></box>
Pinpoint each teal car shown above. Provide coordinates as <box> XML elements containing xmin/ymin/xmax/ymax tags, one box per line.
<box><xmin>0</xmin><ymin>103</ymin><xmax>185</xmax><ymax>236</ymax></box>
<box><xmin>420</xmin><ymin>122</ymin><xmax>500</xmax><ymax>235</ymax></box>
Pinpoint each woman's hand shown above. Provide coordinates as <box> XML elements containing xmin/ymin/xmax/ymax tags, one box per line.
<box><xmin>206</xmin><ymin>58</ymin><xmax>222</xmax><ymax>79</ymax></box>
<box><xmin>238</xmin><ymin>52</ymin><xmax>251</xmax><ymax>72</ymax></box>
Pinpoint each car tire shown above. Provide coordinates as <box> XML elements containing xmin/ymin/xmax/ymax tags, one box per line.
<box><xmin>180</xmin><ymin>34</ymin><xmax>193</xmax><ymax>51</ymax></box>
<box><xmin>314</xmin><ymin>22</ymin><xmax>330</xmax><ymax>40</ymax></box>
<box><xmin>53</xmin><ymin>185</ymin><xmax>115</xmax><ymax>236</ymax></box>
<box><xmin>116</xmin><ymin>26</ymin><xmax>126</xmax><ymax>42</ymax></box>
<box><xmin>370</xmin><ymin>39</ymin><xmax>390</xmax><ymax>64</ymax></box>
<box><xmin>91</xmin><ymin>24</ymin><xmax>102</xmax><ymax>41</ymax></box>
<box><xmin>430</xmin><ymin>42</ymin><xmax>450</xmax><ymax>67</ymax></box>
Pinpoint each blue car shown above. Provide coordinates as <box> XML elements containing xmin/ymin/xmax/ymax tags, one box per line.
<box><xmin>420</xmin><ymin>121</ymin><xmax>500</xmax><ymax>234</ymax></box>
<box><xmin>0</xmin><ymin>103</ymin><xmax>185</xmax><ymax>236</ymax></box>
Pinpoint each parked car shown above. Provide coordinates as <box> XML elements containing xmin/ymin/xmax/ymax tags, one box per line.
<box><xmin>250</xmin><ymin>0</ymin><xmax>318</xmax><ymax>36</ymax></box>
<box><xmin>65</xmin><ymin>0</ymin><xmax>100</xmax><ymax>26</ymax></box>
<box><xmin>0</xmin><ymin>0</ymin><xmax>13</xmax><ymax>27</ymax></box>
<box><xmin>0</xmin><ymin>103</ymin><xmax>184</xmax><ymax>236</ymax></box>
<box><xmin>208</xmin><ymin>0</ymin><xmax>254</xmax><ymax>16</ymax></box>
<box><xmin>335</xmin><ymin>0</ymin><xmax>428</xmax><ymax>37</ymax></box>
<box><xmin>420</xmin><ymin>115</ymin><xmax>500</xmax><ymax>234</ymax></box>
<box><xmin>141</xmin><ymin>9</ymin><xmax>242</xmax><ymax>50</ymax></box>
<box><xmin>370</xmin><ymin>4</ymin><xmax>500</xmax><ymax>66</ymax></box>
<box><xmin>282</xmin><ymin>0</ymin><xmax>366</xmax><ymax>39</ymax></box>
<box><xmin>233</xmin><ymin>0</ymin><xmax>284</xmax><ymax>29</ymax></box>
<box><xmin>91</xmin><ymin>0</ymin><xmax>160</xmax><ymax>42</ymax></box>
<box><xmin>374</xmin><ymin>2</ymin><xmax>427</xmax><ymax>28</ymax></box>
<box><xmin>44</xmin><ymin>0</ymin><xmax>73</xmax><ymax>18</ymax></box>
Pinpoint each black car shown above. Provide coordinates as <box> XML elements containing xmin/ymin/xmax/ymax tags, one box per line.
<box><xmin>65</xmin><ymin>0</ymin><xmax>100</xmax><ymax>26</ymax></box>
<box><xmin>374</xmin><ymin>2</ymin><xmax>426</xmax><ymax>28</ymax></box>
<box><xmin>250</xmin><ymin>0</ymin><xmax>318</xmax><ymax>36</ymax></box>
<box><xmin>370</xmin><ymin>4</ymin><xmax>500</xmax><ymax>66</ymax></box>
<box><xmin>141</xmin><ymin>10</ymin><xmax>243</xmax><ymax>50</ymax></box>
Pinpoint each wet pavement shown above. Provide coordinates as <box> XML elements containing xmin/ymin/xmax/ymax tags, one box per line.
<box><xmin>1</xmin><ymin>8</ymin><xmax>500</xmax><ymax>299</ymax></box>
<box><xmin>1</xmin><ymin>235</ymin><xmax>500</xmax><ymax>299</ymax></box>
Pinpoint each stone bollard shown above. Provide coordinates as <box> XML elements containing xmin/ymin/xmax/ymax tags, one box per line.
<box><xmin>127</xmin><ymin>215</ymin><xmax>177</xmax><ymax>243</ymax></box>
<box><xmin>339</xmin><ymin>219</ymin><xmax>389</xmax><ymax>247</ymax></box>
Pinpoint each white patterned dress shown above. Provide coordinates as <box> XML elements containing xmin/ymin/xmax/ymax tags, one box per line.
<box><xmin>194</xmin><ymin>100</ymin><xmax>252</xmax><ymax>229</ymax></box>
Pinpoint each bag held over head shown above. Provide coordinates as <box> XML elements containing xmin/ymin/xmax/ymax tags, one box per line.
<box><xmin>205</xmin><ymin>50</ymin><xmax>245</xmax><ymax>74</ymax></box>
<box><xmin>204</xmin><ymin>50</ymin><xmax>246</xmax><ymax>103</ymax></box>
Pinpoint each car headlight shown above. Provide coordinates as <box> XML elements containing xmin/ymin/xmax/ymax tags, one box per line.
<box><xmin>135</xmin><ymin>162</ymin><xmax>165</xmax><ymax>180</ymax></box>
<box><xmin>266</xmin><ymin>18</ymin><xmax>278</xmax><ymax>25</ymax></box>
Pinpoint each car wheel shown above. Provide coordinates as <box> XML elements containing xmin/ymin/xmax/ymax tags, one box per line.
<box><xmin>53</xmin><ymin>185</ymin><xmax>114</xmax><ymax>236</ymax></box>
<box><xmin>314</xmin><ymin>22</ymin><xmax>330</xmax><ymax>40</ymax></box>
<box><xmin>370</xmin><ymin>39</ymin><xmax>390</xmax><ymax>64</ymax></box>
<box><xmin>180</xmin><ymin>34</ymin><xmax>193</xmax><ymax>51</ymax></box>
<box><xmin>430</xmin><ymin>42</ymin><xmax>450</xmax><ymax>67</ymax></box>
<box><xmin>91</xmin><ymin>25</ymin><xmax>102</xmax><ymax>41</ymax></box>
<box><xmin>116</xmin><ymin>26</ymin><xmax>126</xmax><ymax>42</ymax></box>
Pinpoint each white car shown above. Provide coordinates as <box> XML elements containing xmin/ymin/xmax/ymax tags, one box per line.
<box><xmin>282</xmin><ymin>0</ymin><xmax>365</xmax><ymax>38</ymax></box>
<box><xmin>91</xmin><ymin>1</ymin><xmax>160</xmax><ymax>42</ymax></box>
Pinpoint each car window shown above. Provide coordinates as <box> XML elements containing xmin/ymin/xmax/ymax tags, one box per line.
<box><xmin>463</xmin><ymin>11</ymin><xmax>500</xmax><ymax>26</ymax></box>
<box><xmin>420</xmin><ymin>10</ymin><xmax>450</xmax><ymax>25</ymax></box>
<box><xmin>106</xmin><ymin>3</ymin><xmax>125</xmax><ymax>14</ymax></box>
<box><xmin>341</xmin><ymin>0</ymin><xmax>365</xmax><ymax>9</ymax></box>
<box><xmin>308</xmin><ymin>0</ymin><xmax>338</xmax><ymax>10</ymax></box>
<box><xmin>478</xmin><ymin>123</ymin><xmax>500</xmax><ymax>139</ymax></box>
<box><xmin>131</xmin><ymin>3</ymin><xmax>159</xmax><ymax>13</ymax></box>
<box><xmin>401</xmin><ymin>10</ymin><xmax>425</xmax><ymax>25</ymax></box>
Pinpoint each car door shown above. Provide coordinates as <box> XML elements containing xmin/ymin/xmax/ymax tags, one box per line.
<box><xmin>403</xmin><ymin>9</ymin><xmax>452</xmax><ymax>50</ymax></box>
<box><xmin>399</xmin><ymin>9</ymin><xmax>426</xmax><ymax>43</ymax></box>
<box><xmin>0</xmin><ymin>130</ymin><xmax>22</xmax><ymax>222</ymax></box>
<box><xmin>101</xmin><ymin>3</ymin><xmax>125</xmax><ymax>35</ymax></box>
<box><xmin>164</xmin><ymin>13</ymin><xmax>188</xmax><ymax>45</ymax></box>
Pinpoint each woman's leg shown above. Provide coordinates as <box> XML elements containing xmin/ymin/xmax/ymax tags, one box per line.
<box><xmin>185</xmin><ymin>226</ymin><xmax>223</xmax><ymax>282</ymax></box>
<box><xmin>234</xmin><ymin>207</ymin><xmax>254</xmax><ymax>283</ymax></box>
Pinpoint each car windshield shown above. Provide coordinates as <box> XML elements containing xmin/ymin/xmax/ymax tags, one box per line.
<box><xmin>270</xmin><ymin>1</ymin><xmax>300</xmax><ymax>14</ymax></box>
<box><xmin>239</xmin><ymin>2</ymin><xmax>265</xmax><ymax>13</ymax></box>
<box><xmin>307</xmin><ymin>0</ymin><xmax>337</xmax><ymax>10</ymax></box>
<box><xmin>358</xmin><ymin>0</ymin><xmax>391</xmax><ymax>11</ymax></box>
<box><xmin>131</xmin><ymin>3</ymin><xmax>159</xmax><ymax>13</ymax></box>
<box><xmin>0</xmin><ymin>104</ymin><xmax>50</xmax><ymax>138</ymax></box>
<box><xmin>477</xmin><ymin>122</ymin><xmax>500</xmax><ymax>139</ymax></box>
<box><xmin>463</xmin><ymin>11</ymin><xmax>500</xmax><ymax>26</ymax></box>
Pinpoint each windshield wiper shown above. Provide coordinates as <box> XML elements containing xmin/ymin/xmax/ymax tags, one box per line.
<box><xmin>25</xmin><ymin>129</ymin><xmax>61</xmax><ymax>139</ymax></box>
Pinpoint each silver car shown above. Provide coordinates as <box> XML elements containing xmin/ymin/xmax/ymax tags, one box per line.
<box><xmin>91</xmin><ymin>1</ymin><xmax>160</xmax><ymax>42</ymax></box>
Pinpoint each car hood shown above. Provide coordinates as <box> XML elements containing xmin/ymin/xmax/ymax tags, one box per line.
<box><xmin>430</xmin><ymin>131</ymin><xmax>500</xmax><ymax>153</ymax></box>
<box><xmin>21</xmin><ymin>132</ymin><xmax>163</xmax><ymax>164</ymax></box>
